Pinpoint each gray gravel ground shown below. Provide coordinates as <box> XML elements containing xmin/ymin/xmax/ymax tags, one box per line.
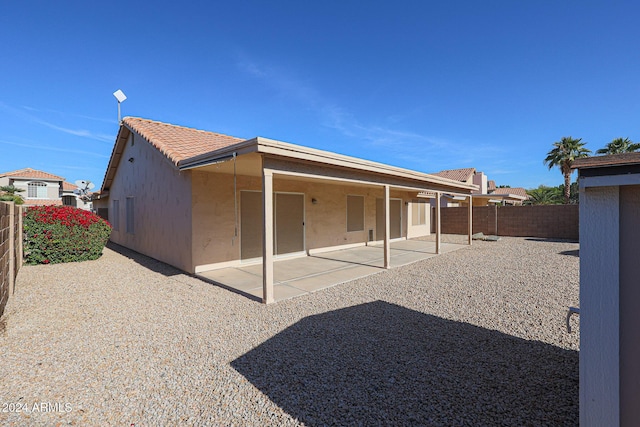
<box><xmin>0</xmin><ymin>236</ymin><xmax>579</xmax><ymax>426</ymax></box>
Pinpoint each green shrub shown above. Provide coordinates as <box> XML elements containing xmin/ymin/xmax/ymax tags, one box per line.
<box><xmin>23</xmin><ymin>205</ymin><xmax>112</xmax><ymax>265</ymax></box>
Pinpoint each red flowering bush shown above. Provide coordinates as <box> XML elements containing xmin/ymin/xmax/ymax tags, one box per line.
<box><xmin>23</xmin><ymin>205</ymin><xmax>112</xmax><ymax>265</ymax></box>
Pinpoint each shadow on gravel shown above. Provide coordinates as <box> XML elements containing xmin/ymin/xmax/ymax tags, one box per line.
<box><xmin>106</xmin><ymin>241</ymin><xmax>184</xmax><ymax>277</ymax></box>
<box><xmin>232</xmin><ymin>301</ymin><xmax>578</xmax><ymax>426</ymax></box>
<box><xmin>559</xmin><ymin>249</ymin><xmax>580</xmax><ymax>257</ymax></box>
<box><xmin>525</xmin><ymin>237</ymin><xmax>579</xmax><ymax>244</ymax></box>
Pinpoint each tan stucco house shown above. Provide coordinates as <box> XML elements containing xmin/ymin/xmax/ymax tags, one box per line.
<box><xmin>95</xmin><ymin>117</ymin><xmax>476</xmax><ymax>302</ymax></box>
<box><xmin>0</xmin><ymin>168</ymin><xmax>93</xmax><ymax>209</ymax></box>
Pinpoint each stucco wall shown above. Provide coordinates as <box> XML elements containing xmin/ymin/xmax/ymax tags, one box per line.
<box><xmin>191</xmin><ymin>170</ymin><xmax>425</xmax><ymax>269</ymax></box>
<box><xmin>579</xmin><ymin>186</ymin><xmax>619</xmax><ymax>426</ymax></box>
<box><xmin>107</xmin><ymin>132</ymin><xmax>193</xmax><ymax>272</ymax></box>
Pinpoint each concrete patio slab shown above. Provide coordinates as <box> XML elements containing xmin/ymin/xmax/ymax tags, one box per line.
<box><xmin>196</xmin><ymin>239</ymin><xmax>467</xmax><ymax>302</ymax></box>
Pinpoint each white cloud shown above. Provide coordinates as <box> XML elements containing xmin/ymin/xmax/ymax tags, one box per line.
<box><xmin>0</xmin><ymin>139</ymin><xmax>110</xmax><ymax>158</ymax></box>
<box><xmin>0</xmin><ymin>101</ymin><xmax>114</xmax><ymax>143</ymax></box>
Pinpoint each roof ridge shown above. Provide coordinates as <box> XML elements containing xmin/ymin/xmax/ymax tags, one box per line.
<box><xmin>1</xmin><ymin>167</ymin><xmax>65</xmax><ymax>180</ymax></box>
<box><xmin>123</xmin><ymin>116</ymin><xmax>244</xmax><ymax>140</ymax></box>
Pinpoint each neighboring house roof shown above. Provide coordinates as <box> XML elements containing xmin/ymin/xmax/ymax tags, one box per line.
<box><xmin>124</xmin><ymin>117</ymin><xmax>245</xmax><ymax>166</ymax></box>
<box><xmin>571</xmin><ymin>152</ymin><xmax>640</xmax><ymax>169</ymax></box>
<box><xmin>0</xmin><ymin>168</ymin><xmax>64</xmax><ymax>181</ymax></box>
<box><xmin>62</xmin><ymin>181</ymin><xmax>78</xmax><ymax>191</ymax></box>
<box><xmin>491</xmin><ymin>187</ymin><xmax>529</xmax><ymax>199</ymax></box>
<box><xmin>487</xmin><ymin>180</ymin><xmax>496</xmax><ymax>191</ymax></box>
<box><xmin>431</xmin><ymin>168</ymin><xmax>475</xmax><ymax>182</ymax></box>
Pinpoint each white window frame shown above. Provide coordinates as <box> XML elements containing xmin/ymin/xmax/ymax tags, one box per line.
<box><xmin>412</xmin><ymin>200</ymin><xmax>427</xmax><ymax>226</ymax></box>
<box><xmin>27</xmin><ymin>181</ymin><xmax>48</xmax><ymax>199</ymax></box>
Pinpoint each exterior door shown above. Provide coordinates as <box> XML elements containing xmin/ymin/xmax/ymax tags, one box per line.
<box><xmin>241</xmin><ymin>191</ymin><xmax>305</xmax><ymax>259</ymax></box>
<box><xmin>241</xmin><ymin>191</ymin><xmax>262</xmax><ymax>260</ymax></box>
<box><xmin>376</xmin><ymin>198</ymin><xmax>402</xmax><ymax>240</ymax></box>
<box><xmin>275</xmin><ymin>193</ymin><xmax>305</xmax><ymax>255</ymax></box>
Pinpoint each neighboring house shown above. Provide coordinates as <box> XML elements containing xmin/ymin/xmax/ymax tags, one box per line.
<box><xmin>0</xmin><ymin>168</ymin><xmax>64</xmax><ymax>206</ymax></box>
<box><xmin>427</xmin><ymin>168</ymin><xmax>478</xmax><ymax>207</ymax></box>
<box><xmin>0</xmin><ymin>168</ymin><xmax>92</xmax><ymax>209</ymax></box>
<box><xmin>571</xmin><ymin>153</ymin><xmax>640</xmax><ymax>426</ymax></box>
<box><xmin>0</xmin><ymin>168</ymin><xmax>93</xmax><ymax>209</ymax></box>
<box><xmin>427</xmin><ymin>168</ymin><xmax>527</xmax><ymax>206</ymax></box>
<box><xmin>94</xmin><ymin>117</ymin><xmax>476</xmax><ymax>303</ymax></box>
<box><xmin>487</xmin><ymin>187</ymin><xmax>528</xmax><ymax>206</ymax></box>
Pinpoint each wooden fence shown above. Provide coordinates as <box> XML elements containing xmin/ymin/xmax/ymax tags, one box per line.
<box><xmin>0</xmin><ymin>202</ymin><xmax>23</xmax><ymax>319</ymax></box>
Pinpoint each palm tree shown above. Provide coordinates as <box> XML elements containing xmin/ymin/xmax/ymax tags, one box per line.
<box><xmin>595</xmin><ymin>137</ymin><xmax>640</xmax><ymax>155</ymax></box>
<box><xmin>0</xmin><ymin>185</ymin><xmax>24</xmax><ymax>205</ymax></box>
<box><xmin>526</xmin><ymin>185</ymin><xmax>563</xmax><ymax>205</ymax></box>
<box><xmin>544</xmin><ymin>136</ymin><xmax>591</xmax><ymax>204</ymax></box>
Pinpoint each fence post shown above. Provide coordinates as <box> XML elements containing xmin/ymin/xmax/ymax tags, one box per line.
<box><xmin>8</xmin><ymin>202</ymin><xmax>15</xmax><ymax>294</ymax></box>
<box><xmin>17</xmin><ymin>205</ymin><xmax>23</xmax><ymax>268</ymax></box>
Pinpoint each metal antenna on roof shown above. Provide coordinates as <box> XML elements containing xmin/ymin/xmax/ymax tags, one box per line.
<box><xmin>113</xmin><ymin>89</ymin><xmax>127</xmax><ymax>122</ymax></box>
<box><xmin>74</xmin><ymin>180</ymin><xmax>95</xmax><ymax>201</ymax></box>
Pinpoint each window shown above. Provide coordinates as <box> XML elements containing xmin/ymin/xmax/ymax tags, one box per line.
<box><xmin>112</xmin><ymin>200</ymin><xmax>120</xmax><ymax>231</ymax></box>
<box><xmin>62</xmin><ymin>195</ymin><xmax>77</xmax><ymax>207</ymax></box>
<box><xmin>346</xmin><ymin>195</ymin><xmax>365</xmax><ymax>232</ymax></box>
<box><xmin>411</xmin><ymin>200</ymin><xmax>427</xmax><ymax>226</ymax></box>
<box><xmin>27</xmin><ymin>182</ymin><xmax>47</xmax><ymax>199</ymax></box>
<box><xmin>126</xmin><ymin>197</ymin><xmax>134</xmax><ymax>234</ymax></box>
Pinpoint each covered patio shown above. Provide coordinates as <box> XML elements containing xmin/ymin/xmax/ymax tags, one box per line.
<box><xmin>196</xmin><ymin>238</ymin><xmax>466</xmax><ymax>302</ymax></box>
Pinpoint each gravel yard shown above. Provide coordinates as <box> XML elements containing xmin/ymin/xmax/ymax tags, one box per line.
<box><xmin>0</xmin><ymin>237</ymin><xmax>579</xmax><ymax>426</ymax></box>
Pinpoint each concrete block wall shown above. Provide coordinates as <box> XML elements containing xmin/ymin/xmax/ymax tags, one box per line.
<box><xmin>0</xmin><ymin>202</ymin><xmax>21</xmax><ymax>319</ymax></box>
<box><xmin>438</xmin><ymin>205</ymin><xmax>579</xmax><ymax>240</ymax></box>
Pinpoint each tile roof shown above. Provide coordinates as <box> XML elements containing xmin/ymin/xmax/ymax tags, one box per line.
<box><xmin>62</xmin><ymin>181</ymin><xmax>78</xmax><ymax>191</ymax></box>
<box><xmin>123</xmin><ymin>117</ymin><xmax>245</xmax><ymax>165</ymax></box>
<box><xmin>491</xmin><ymin>187</ymin><xmax>529</xmax><ymax>199</ymax></box>
<box><xmin>431</xmin><ymin>168</ymin><xmax>475</xmax><ymax>183</ymax></box>
<box><xmin>571</xmin><ymin>152</ymin><xmax>640</xmax><ymax>169</ymax></box>
<box><xmin>487</xmin><ymin>180</ymin><xmax>496</xmax><ymax>191</ymax></box>
<box><xmin>0</xmin><ymin>168</ymin><xmax>64</xmax><ymax>181</ymax></box>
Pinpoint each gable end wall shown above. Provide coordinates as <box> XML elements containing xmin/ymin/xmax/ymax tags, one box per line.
<box><xmin>107</xmin><ymin>131</ymin><xmax>193</xmax><ymax>272</ymax></box>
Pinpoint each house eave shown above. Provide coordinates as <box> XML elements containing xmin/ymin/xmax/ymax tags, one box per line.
<box><xmin>254</xmin><ymin>137</ymin><xmax>477</xmax><ymax>192</ymax></box>
<box><xmin>100</xmin><ymin>124</ymin><xmax>132</xmax><ymax>193</ymax></box>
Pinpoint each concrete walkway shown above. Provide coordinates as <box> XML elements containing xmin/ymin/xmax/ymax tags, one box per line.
<box><xmin>196</xmin><ymin>239</ymin><xmax>466</xmax><ymax>302</ymax></box>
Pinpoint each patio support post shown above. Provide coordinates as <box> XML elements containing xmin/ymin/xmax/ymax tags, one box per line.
<box><xmin>468</xmin><ymin>195</ymin><xmax>473</xmax><ymax>245</ymax></box>
<box><xmin>262</xmin><ymin>169</ymin><xmax>274</xmax><ymax>304</ymax></box>
<box><xmin>383</xmin><ymin>184</ymin><xmax>391</xmax><ymax>269</ymax></box>
<box><xmin>435</xmin><ymin>192</ymin><xmax>441</xmax><ymax>254</ymax></box>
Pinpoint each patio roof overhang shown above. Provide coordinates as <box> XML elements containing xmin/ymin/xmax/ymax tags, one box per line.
<box><xmin>178</xmin><ymin>137</ymin><xmax>477</xmax><ymax>195</ymax></box>
<box><xmin>180</xmin><ymin>138</ymin><xmax>476</xmax><ymax>304</ymax></box>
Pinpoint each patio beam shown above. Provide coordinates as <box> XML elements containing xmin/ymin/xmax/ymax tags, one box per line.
<box><xmin>435</xmin><ymin>192</ymin><xmax>441</xmax><ymax>254</ymax></box>
<box><xmin>383</xmin><ymin>184</ymin><xmax>391</xmax><ymax>269</ymax></box>
<box><xmin>266</xmin><ymin>168</ymin><xmax>470</xmax><ymax>195</ymax></box>
<box><xmin>262</xmin><ymin>168</ymin><xmax>274</xmax><ymax>304</ymax></box>
<box><xmin>468</xmin><ymin>195</ymin><xmax>473</xmax><ymax>245</ymax></box>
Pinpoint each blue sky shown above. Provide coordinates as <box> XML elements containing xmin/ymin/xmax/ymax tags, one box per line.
<box><xmin>1</xmin><ymin>1</ymin><xmax>638</xmax><ymax>190</ymax></box>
